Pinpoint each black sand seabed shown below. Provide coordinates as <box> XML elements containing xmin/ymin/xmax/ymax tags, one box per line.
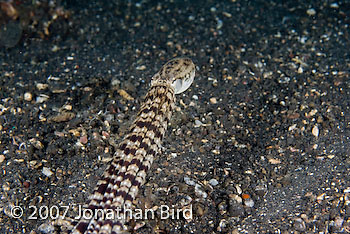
<box><xmin>0</xmin><ymin>1</ymin><xmax>349</xmax><ymax>233</ymax></box>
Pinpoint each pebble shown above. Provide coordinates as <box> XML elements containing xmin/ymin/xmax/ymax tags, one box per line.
<box><xmin>210</xmin><ymin>97</ymin><xmax>217</xmax><ymax>104</ymax></box>
<box><xmin>118</xmin><ymin>89</ymin><xmax>134</xmax><ymax>101</ymax></box>
<box><xmin>209</xmin><ymin>178</ymin><xmax>219</xmax><ymax>186</ymax></box>
<box><xmin>308</xmin><ymin>109</ymin><xmax>318</xmax><ymax>116</ymax></box>
<box><xmin>111</xmin><ymin>78</ymin><xmax>120</xmax><ymax>87</ymax></box>
<box><xmin>229</xmin><ymin>194</ymin><xmax>242</xmax><ymax>203</ymax></box>
<box><xmin>51</xmin><ymin>45</ymin><xmax>59</xmax><ymax>52</ymax></box>
<box><xmin>69</xmin><ymin>128</ymin><xmax>80</xmax><ymax>137</ymax></box>
<box><xmin>235</xmin><ymin>184</ymin><xmax>242</xmax><ymax>195</ymax></box>
<box><xmin>179</xmin><ymin>195</ymin><xmax>192</xmax><ymax>207</ymax></box>
<box><xmin>63</xmin><ymin>104</ymin><xmax>72</xmax><ymax>111</ymax></box>
<box><xmin>36</xmin><ymin>94</ymin><xmax>50</xmax><ymax>103</ymax></box>
<box><xmin>0</xmin><ymin>154</ymin><xmax>5</xmax><ymax>163</ymax></box>
<box><xmin>216</xmin><ymin>19</ymin><xmax>223</xmax><ymax>30</ymax></box>
<box><xmin>23</xmin><ymin>181</ymin><xmax>30</xmax><ymax>188</ymax></box>
<box><xmin>268</xmin><ymin>158</ymin><xmax>281</xmax><ymax>164</ymax></box>
<box><xmin>2</xmin><ymin>183</ymin><xmax>10</xmax><ymax>191</ymax></box>
<box><xmin>36</xmin><ymin>83</ymin><xmax>49</xmax><ymax>90</ymax></box>
<box><xmin>192</xmin><ymin>95</ymin><xmax>198</xmax><ymax>100</ymax></box>
<box><xmin>306</xmin><ymin>8</ymin><xmax>316</xmax><ymax>16</ymax></box>
<box><xmin>217</xmin><ymin>219</ymin><xmax>228</xmax><ymax>232</ymax></box>
<box><xmin>136</xmin><ymin>65</ymin><xmax>146</xmax><ymax>70</ymax></box>
<box><xmin>29</xmin><ymin>138</ymin><xmax>44</xmax><ymax>149</ymax></box>
<box><xmin>49</xmin><ymin>112</ymin><xmax>75</xmax><ymax>122</ymax></box>
<box><xmin>80</xmin><ymin>135</ymin><xmax>88</xmax><ymax>144</ymax></box>
<box><xmin>223</xmin><ymin>12</ymin><xmax>232</xmax><ymax>18</ymax></box>
<box><xmin>312</xmin><ymin>125</ymin><xmax>319</xmax><ymax>137</ymax></box>
<box><xmin>298</xmin><ymin>66</ymin><xmax>303</xmax><ymax>73</ymax></box>
<box><xmin>217</xmin><ymin>201</ymin><xmax>227</xmax><ymax>215</ymax></box>
<box><xmin>184</xmin><ymin>176</ymin><xmax>208</xmax><ymax>199</ymax></box>
<box><xmin>243</xmin><ymin>197</ymin><xmax>255</xmax><ymax>208</ymax></box>
<box><xmin>330</xmin><ymin>3</ymin><xmax>339</xmax><ymax>8</ymax></box>
<box><xmin>83</xmin><ymin>87</ymin><xmax>92</xmax><ymax>92</ymax></box>
<box><xmin>194</xmin><ymin>119</ymin><xmax>204</xmax><ymax>127</ymax></box>
<box><xmin>195</xmin><ymin>184</ymin><xmax>208</xmax><ymax>199</ymax></box>
<box><xmin>288</xmin><ymin>124</ymin><xmax>297</xmax><ymax>131</ymax></box>
<box><xmin>184</xmin><ymin>176</ymin><xmax>196</xmax><ymax>186</ymax></box>
<box><xmin>327</xmin><ymin>154</ymin><xmax>335</xmax><ymax>159</ymax></box>
<box><xmin>24</xmin><ymin>92</ymin><xmax>32</xmax><ymax>101</ymax></box>
<box><xmin>42</xmin><ymin>167</ymin><xmax>54</xmax><ymax>177</ymax></box>
<box><xmin>317</xmin><ymin>192</ymin><xmax>326</xmax><ymax>201</ymax></box>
